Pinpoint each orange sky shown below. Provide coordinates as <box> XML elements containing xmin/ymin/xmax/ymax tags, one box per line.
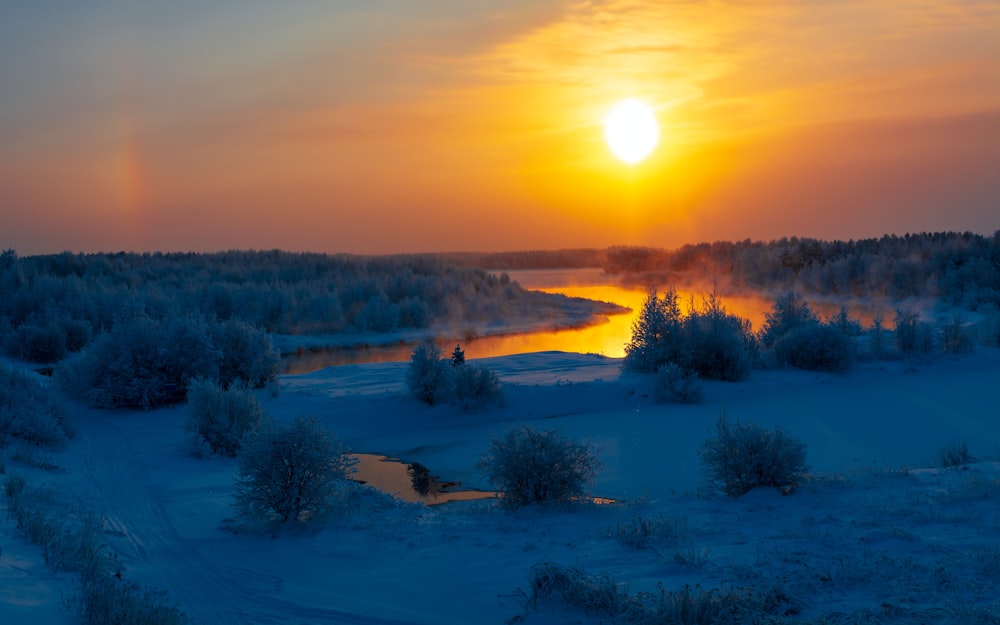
<box><xmin>1</xmin><ymin>1</ymin><xmax>998</xmax><ymax>255</ymax></box>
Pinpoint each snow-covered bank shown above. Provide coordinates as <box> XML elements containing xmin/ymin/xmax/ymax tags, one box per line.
<box><xmin>2</xmin><ymin>348</ymin><xmax>999</xmax><ymax>624</ymax></box>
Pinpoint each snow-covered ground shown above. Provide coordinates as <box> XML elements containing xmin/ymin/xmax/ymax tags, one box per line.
<box><xmin>2</xmin><ymin>348</ymin><xmax>999</xmax><ymax>624</ymax></box>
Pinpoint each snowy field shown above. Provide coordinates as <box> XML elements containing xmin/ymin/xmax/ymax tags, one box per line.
<box><xmin>2</xmin><ymin>347</ymin><xmax>999</xmax><ymax>624</ymax></box>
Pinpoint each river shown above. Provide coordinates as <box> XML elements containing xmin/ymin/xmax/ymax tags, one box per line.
<box><xmin>283</xmin><ymin>268</ymin><xmax>882</xmax><ymax>372</ymax></box>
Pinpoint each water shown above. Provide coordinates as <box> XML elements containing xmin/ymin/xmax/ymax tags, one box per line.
<box><xmin>350</xmin><ymin>453</ymin><xmax>495</xmax><ymax>505</ymax></box>
<box><xmin>284</xmin><ymin>268</ymin><xmax>884</xmax><ymax>372</ymax></box>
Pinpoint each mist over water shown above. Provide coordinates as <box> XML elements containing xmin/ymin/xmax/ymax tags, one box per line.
<box><xmin>284</xmin><ymin>268</ymin><xmax>889</xmax><ymax>372</ymax></box>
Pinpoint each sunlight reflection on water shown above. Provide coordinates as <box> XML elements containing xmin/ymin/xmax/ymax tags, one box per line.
<box><xmin>285</xmin><ymin>268</ymin><xmax>883</xmax><ymax>372</ymax></box>
<box><xmin>350</xmin><ymin>453</ymin><xmax>495</xmax><ymax>505</ymax></box>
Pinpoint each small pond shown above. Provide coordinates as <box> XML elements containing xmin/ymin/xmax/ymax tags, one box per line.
<box><xmin>350</xmin><ymin>453</ymin><xmax>495</xmax><ymax>506</ymax></box>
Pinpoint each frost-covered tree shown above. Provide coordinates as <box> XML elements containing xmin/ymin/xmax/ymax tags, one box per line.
<box><xmin>699</xmin><ymin>413</ymin><xmax>808</xmax><ymax>498</ymax></box>
<box><xmin>479</xmin><ymin>426</ymin><xmax>601</xmax><ymax>509</ymax></box>
<box><xmin>623</xmin><ymin>288</ymin><xmax>683</xmax><ymax>373</ymax></box>
<box><xmin>233</xmin><ymin>416</ymin><xmax>356</xmax><ymax>524</ymax></box>
<box><xmin>451</xmin><ymin>344</ymin><xmax>465</xmax><ymax>366</ymax></box>
<box><xmin>407</xmin><ymin>341</ymin><xmax>452</xmax><ymax>405</ymax></box>
<box><xmin>185</xmin><ymin>377</ymin><xmax>265</xmax><ymax>457</ymax></box>
<box><xmin>761</xmin><ymin>292</ymin><xmax>818</xmax><ymax>348</ymax></box>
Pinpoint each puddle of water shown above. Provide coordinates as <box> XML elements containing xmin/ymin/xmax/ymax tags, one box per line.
<box><xmin>350</xmin><ymin>453</ymin><xmax>618</xmax><ymax>507</ymax></box>
<box><xmin>350</xmin><ymin>453</ymin><xmax>495</xmax><ymax>506</ymax></box>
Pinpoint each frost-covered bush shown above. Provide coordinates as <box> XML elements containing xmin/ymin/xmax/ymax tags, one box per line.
<box><xmin>0</xmin><ymin>364</ymin><xmax>74</xmax><ymax>449</ymax></box>
<box><xmin>57</xmin><ymin>315</ymin><xmax>278</xmax><ymax>409</ymax></box>
<box><xmin>773</xmin><ymin>324</ymin><xmax>853</xmax><ymax>372</ymax></box>
<box><xmin>407</xmin><ymin>341</ymin><xmax>452</xmax><ymax>405</ymax></box>
<box><xmin>624</xmin><ymin>288</ymin><xmax>752</xmax><ymax>382</ymax></box>
<box><xmin>615</xmin><ymin>514</ymin><xmax>691</xmax><ymax>549</ymax></box>
<box><xmin>4</xmin><ymin>472</ymin><xmax>188</xmax><ymax>625</ymax></box>
<box><xmin>479</xmin><ymin>426</ymin><xmax>601</xmax><ymax>509</ymax></box>
<box><xmin>234</xmin><ymin>416</ymin><xmax>356</xmax><ymax>524</ymax></box>
<box><xmin>653</xmin><ymin>362</ymin><xmax>702</xmax><ymax>404</ymax></box>
<box><xmin>4</xmin><ymin>322</ymin><xmax>68</xmax><ymax>363</ymax></box>
<box><xmin>452</xmin><ymin>362</ymin><xmax>503</xmax><ymax>410</ymax></box>
<box><xmin>682</xmin><ymin>309</ymin><xmax>752</xmax><ymax>382</ymax></box>
<box><xmin>893</xmin><ymin>309</ymin><xmax>933</xmax><ymax>355</ymax></box>
<box><xmin>521</xmin><ymin>562</ymin><xmax>794</xmax><ymax>624</ymax></box>
<box><xmin>73</xmin><ymin>572</ymin><xmax>190</xmax><ymax>625</ymax></box>
<box><xmin>211</xmin><ymin>319</ymin><xmax>281</xmax><ymax>389</ymax></box>
<box><xmin>699</xmin><ymin>413</ymin><xmax>808</xmax><ymax>497</ymax></box>
<box><xmin>760</xmin><ymin>292</ymin><xmax>818</xmax><ymax>348</ymax></box>
<box><xmin>57</xmin><ymin>315</ymin><xmax>219</xmax><ymax>409</ymax></box>
<box><xmin>940</xmin><ymin>315</ymin><xmax>974</xmax><ymax>354</ymax></box>
<box><xmin>185</xmin><ymin>377</ymin><xmax>265</xmax><ymax>457</ymax></box>
<box><xmin>937</xmin><ymin>440</ymin><xmax>974</xmax><ymax>468</ymax></box>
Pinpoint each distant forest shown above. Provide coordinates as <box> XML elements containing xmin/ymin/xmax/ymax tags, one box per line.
<box><xmin>449</xmin><ymin>232</ymin><xmax>1000</xmax><ymax>309</ymax></box>
<box><xmin>0</xmin><ymin>250</ymin><xmax>615</xmax><ymax>365</ymax></box>
<box><xmin>3</xmin><ymin>231</ymin><xmax>997</xmax><ymax>367</ymax></box>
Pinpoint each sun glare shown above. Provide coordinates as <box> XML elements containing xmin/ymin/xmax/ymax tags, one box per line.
<box><xmin>603</xmin><ymin>98</ymin><xmax>660</xmax><ymax>165</ymax></box>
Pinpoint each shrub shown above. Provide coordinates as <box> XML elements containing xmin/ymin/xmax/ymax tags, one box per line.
<box><xmin>4</xmin><ymin>322</ymin><xmax>67</xmax><ymax>363</ymax></box>
<box><xmin>233</xmin><ymin>416</ymin><xmax>356</xmax><ymax>524</ymax></box>
<box><xmin>57</xmin><ymin>315</ymin><xmax>219</xmax><ymax>409</ymax></box>
<box><xmin>682</xmin><ymin>310</ymin><xmax>752</xmax><ymax>382</ymax></box>
<box><xmin>0</xmin><ymin>364</ymin><xmax>73</xmax><ymax>449</ymax></box>
<box><xmin>521</xmin><ymin>562</ymin><xmax>795</xmax><ymax>624</ymax></box>
<box><xmin>478</xmin><ymin>425</ymin><xmax>601</xmax><ymax>509</ymax></box>
<box><xmin>452</xmin><ymin>362</ymin><xmax>503</xmax><ymax>410</ymax></box>
<box><xmin>699</xmin><ymin>413</ymin><xmax>808</xmax><ymax>497</ymax></box>
<box><xmin>893</xmin><ymin>309</ymin><xmax>933</xmax><ymax>355</ymax></box>
<box><xmin>622</xmin><ymin>288</ymin><xmax>752</xmax><ymax>381</ymax></box>
<box><xmin>615</xmin><ymin>514</ymin><xmax>691</xmax><ymax>549</ymax></box>
<box><xmin>211</xmin><ymin>319</ymin><xmax>281</xmax><ymax>389</ymax></box>
<box><xmin>761</xmin><ymin>292</ymin><xmax>818</xmax><ymax>348</ymax></box>
<box><xmin>773</xmin><ymin>324</ymin><xmax>853</xmax><ymax>372</ymax></box>
<box><xmin>73</xmin><ymin>572</ymin><xmax>190</xmax><ymax>625</ymax></box>
<box><xmin>185</xmin><ymin>377</ymin><xmax>265</xmax><ymax>457</ymax></box>
<box><xmin>653</xmin><ymin>362</ymin><xmax>702</xmax><ymax>404</ymax></box>
<box><xmin>940</xmin><ymin>314</ymin><xmax>974</xmax><ymax>354</ymax></box>
<box><xmin>937</xmin><ymin>440</ymin><xmax>974</xmax><ymax>468</ymax></box>
<box><xmin>406</xmin><ymin>341</ymin><xmax>452</xmax><ymax>405</ymax></box>
<box><xmin>4</xmin><ymin>473</ymin><xmax>188</xmax><ymax>625</ymax></box>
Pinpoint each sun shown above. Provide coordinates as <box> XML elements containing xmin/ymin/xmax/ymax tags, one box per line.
<box><xmin>603</xmin><ymin>98</ymin><xmax>660</xmax><ymax>165</ymax></box>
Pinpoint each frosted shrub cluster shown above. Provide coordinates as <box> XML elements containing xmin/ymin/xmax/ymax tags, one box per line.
<box><xmin>624</xmin><ymin>288</ymin><xmax>752</xmax><ymax>382</ymax></box>
<box><xmin>0</xmin><ymin>364</ymin><xmax>74</xmax><ymax>449</ymax></box>
<box><xmin>57</xmin><ymin>315</ymin><xmax>280</xmax><ymax>409</ymax></box>
<box><xmin>234</xmin><ymin>416</ymin><xmax>356</xmax><ymax>524</ymax></box>
<box><xmin>653</xmin><ymin>362</ymin><xmax>702</xmax><ymax>404</ymax></box>
<box><xmin>699</xmin><ymin>413</ymin><xmax>808</xmax><ymax>497</ymax></box>
<box><xmin>185</xmin><ymin>377</ymin><xmax>265</xmax><ymax>457</ymax></box>
<box><xmin>478</xmin><ymin>425</ymin><xmax>600</xmax><ymax>509</ymax></box>
<box><xmin>3</xmin><ymin>473</ymin><xmax>189</xmax><ymax>625</ymax></box>
<box><xmin>762</xmin><ymin>292</ymin><xmax>854</xmax><ymax>372</ymax></box>
<box><xmin>407</xmin><ymin>341</ymin><xmax>503</xmax><ymax>409</ymax></box>
<box><xmin>522</xmin><ymin>562</ymin><xmax>794</xmax><ymax>624</ymax></box>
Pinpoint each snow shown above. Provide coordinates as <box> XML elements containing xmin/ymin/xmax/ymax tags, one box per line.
<box><xmin>2</xmin><ymin>347</ymin><xmax>999</xmax><ymax>623</ymax></box>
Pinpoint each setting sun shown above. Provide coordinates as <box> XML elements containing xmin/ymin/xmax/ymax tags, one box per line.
<box><xmin>603</xmin><ymin>98</ymin><xmax>660</xmax><ymax>165</ymax></box>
